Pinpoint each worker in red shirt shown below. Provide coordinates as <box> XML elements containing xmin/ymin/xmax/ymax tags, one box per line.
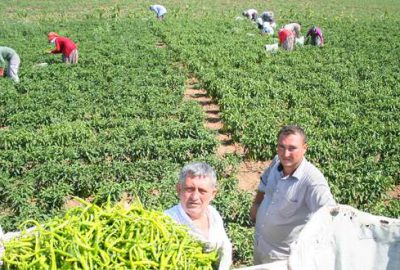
<box><xmin>278</xmin><ymin>28</ymin><xmax>296</xmax><ymax>51</ymax></box>
<box><xmin>47</xmin><ymin>32</ymin><xmax>78</xmax><ymax>64</ymax></box>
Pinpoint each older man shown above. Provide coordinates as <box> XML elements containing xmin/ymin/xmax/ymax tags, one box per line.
<box><xmin>165</xmin><ymin>162</ymin><xmax>232</xmax><ymax>270</ymax></box>
<box><xmin>250</xmin><ymin>125</ymin><xmax>336</xmax><ymax>264</ymax></box>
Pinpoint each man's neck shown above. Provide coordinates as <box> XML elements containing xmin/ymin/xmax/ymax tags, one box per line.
<box><xmin>191</xmin><ymin>212</ymin><xmax>209</xmax><ymax>238</ymax></box>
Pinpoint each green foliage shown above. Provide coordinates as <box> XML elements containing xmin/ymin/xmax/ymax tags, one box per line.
<box><xmin>1</xmin><ymin>0</ymin><xmax>400</xmax><ymax>267</ymax></box>
<box><xmin>154</xmin><ymin>1</ymin><xmax>400</xmax><ymax>216</ymax></box>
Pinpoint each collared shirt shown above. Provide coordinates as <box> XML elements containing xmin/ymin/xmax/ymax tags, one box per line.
<box><xmin>164</xmin><ymin>203</ymin><xmax>232</xmax><ymax>270</ymax></box>
<box><xmin>254</xmin><ymin>156</ymin><xmax>336</xmax><ymax>264</ymax></box>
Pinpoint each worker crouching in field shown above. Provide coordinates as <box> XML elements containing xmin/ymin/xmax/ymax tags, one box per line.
<box><xmin>284</xmin><ymin>23</ymin><xmax>302</xmax><ymax>38</ymax></box>
<box><xmin>261</xmin><ymin>11</ymin><xmax>276</xmax><ymax>28</ymax></box>
<box><xmin>47</xmin><ymin>32</ymin><xmax>78</xmax><ymax>64</ymax></box>
<box><xmin>149</xmin><ymin>5</ymin><xmax>167</xmax><ymax>20</ymax></box>
<box><xmin>0</xmin><ymin>46</ymin><xmax>20</xmax><ymax>83</ymax></box>
<box><xmin>164</xmin><ymin>162</ymin><xmax>232</xmax><ymax>270</ymax></box>
<box><xmin>305</xmin><ymin>26</ymin><xmax>324</xmax><ymax>47</ymax></box>
<box><xmin>257</xmin><ymin>18</ymin><xmax>274</xmax><ymax>36</ymax></box>
<box><xmin>278</xmin><ymin>28</ymin><xmax>296</xmax><ymax>51</ymax></box>
<box><xmin>243</xmin><ymin>9</ymin><xmax>258</xmax><ymax>20</ymax></box>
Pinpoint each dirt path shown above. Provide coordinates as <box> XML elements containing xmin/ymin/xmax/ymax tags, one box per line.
<box><xmin>389</xmin><ymin>185</ymin><xmax>400</xmax><ymax>199</ymax></box>
<box><xmin>184</xmin><ymin>75</ymin><xmax>270</xmax><ymax>192</ymax></box>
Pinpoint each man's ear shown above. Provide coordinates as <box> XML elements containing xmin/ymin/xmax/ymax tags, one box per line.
<box><xmin>176</xmin><ymin>183</ymin><xmax>181</xmax><ymax>194</ymax></box>
<box><xmin>211</xmin><ymin>188</ymin><xmax>218</xmax><ymax>200</ymax></box>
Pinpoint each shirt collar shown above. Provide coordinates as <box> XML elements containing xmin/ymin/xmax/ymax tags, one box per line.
<box><xmin>291</xmin><ymin>157</ymin><xmax>307</xmax><ymax>180</ymax></box>
<box><xmin>177</xmin><ymin>203</ymin><xmax>211</xmax><ymax>241</ymax></box>
<box><xmin>278</xmin><ymin>157</ymin><xmax>307</xmax><ymax>180</ymax></box>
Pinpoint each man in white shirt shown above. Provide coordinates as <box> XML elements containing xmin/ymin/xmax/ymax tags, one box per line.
<box><xmin>149</xmin><ymin>4</ymin><xmax>167</xmax><ymax>20</ymax></box>
<box><xmin>164</xmin><ymin>162</ymin><xmax>232</xmax><ymax>270</ymax></box>
<box><xmin>250</xmin><ymin>125</ymin><xmax>336</xmax><ymax>264</ymax></box>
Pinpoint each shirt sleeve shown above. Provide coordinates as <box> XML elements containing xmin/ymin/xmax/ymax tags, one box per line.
<box><xmin>0</xmin><ymin>54</ymin><xmax>5</xmax><ymax>68</ymax></box>
<box><xmin>51</xmin><ymin>39</ymin><xmax>62</xmax><ymax>54</ymax></box>
<box><xmin>305</xmin><ymin>173</ymin><xmax>336</xmax><ymax>212</ymax></box>
<box><xmin>258</xmin><ymin>155</ymin><xmax>279</xmax><ymax>192</ymax></box>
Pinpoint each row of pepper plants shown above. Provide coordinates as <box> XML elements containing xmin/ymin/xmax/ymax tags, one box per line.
<box><xmin>155</xmin><ymin>0</ymin><xmax>400</xmax><ymax>218</ymax></box>
<box><xmin>1</xmin><ymin>0</ymin><xmax>399</xmax><ymax>266</ymax></box>
<box><xmin>0</xmin><ymin>6</ymin><xmax>257</xmax><ymax>264</ymax></box>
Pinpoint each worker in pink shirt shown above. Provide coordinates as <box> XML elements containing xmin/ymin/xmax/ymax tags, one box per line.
<box><xmin>305</xmin><ymin>26</ymin><xmax>324</xmax><ymax>47</ymax></box>
<box><xmin>47</xmin><ymin>32</ymin><xmax>78</xmax><ymax>64</ymax></box>
<box><xmin>278</xmin><ymin>28</ymin><xmax>296</xmax><ymax>51</ymax></box>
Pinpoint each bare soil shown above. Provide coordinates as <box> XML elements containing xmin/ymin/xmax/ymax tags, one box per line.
<box><xmin>389</xmin><ymin>185</ymin><xmax>400</xmax><ymax>199</ymax></box>
<box><xmin>184</xmin><ymin>75</ymin><xmax>269</xmax><ymax>192</ymax></box>
<box><xmin>155</xmin><ymin>41</ymin><xmax>167</xmax><ymax>48</ymax></box>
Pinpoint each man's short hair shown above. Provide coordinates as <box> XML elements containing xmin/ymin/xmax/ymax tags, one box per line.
<box><xmin>277</xmin><ymin>125</ymin><xmax>307</xmax><ymax>143</ymax></box>
<box><xmin>179</xmin><ymin>162</ymin><xmax>217</xmax><ymax>188</ymax></box>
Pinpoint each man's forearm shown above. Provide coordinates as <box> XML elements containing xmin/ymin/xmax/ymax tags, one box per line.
<box><xmin>250</xmin><ymin>191</ymin><xmax>265</xmax><ymax>222</ymax></box>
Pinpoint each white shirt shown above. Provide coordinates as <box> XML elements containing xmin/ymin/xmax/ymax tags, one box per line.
<box><xmin>149</xmin><ymin>5</ymin><xmax>167</xmax><ymax>17</ymax></box>
<box><xmin>164</xmin><ymin>203</ymin><xmax>232</xmax><ymax>270</ymax></box>
<box><xmin>262</xmin><ymin>22</ymin><xmax>274</xmax><ymax>35</ymax></box>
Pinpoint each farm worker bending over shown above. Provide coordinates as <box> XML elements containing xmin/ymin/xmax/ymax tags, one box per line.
<box><xmin>149</xmin><ymin>5</ymin><xmax>167</xmax><ymax>20</ymax></box>
<box><xmin>250</xmin><ymin>125</ymin><xmax>336</xmax><ymax>264</ymax></box>
<box><xmin>305</xmin><ymin>26</ymin><xmax>324</xmax><ymax>47</ymax></box>
<box><xmin>261</xmin><ymin>22</ymin><xmax>274</xmax><ymax>35</ymax></box>
<box><xmin>284</xmin><ymin>23</ymin><xmax>302</xmax><ymax>38</ymax></box>
<box><xmin>278</xmin><ymin>28</ymin><xmax>296</xmax><ymax>51</ymax></box>
<box><xmin>165</xmin><ymin>162</ymin><xmax>232</xmax><ymax>270</ymax></box>
<box><xmin>257</xmin><ymin>18</ymin><xmax>274</xmax><ymax>35</ymax></box>
<box><xmin>261</xmin><ymin>11</ymin><xmax>276</xmax><ymax>28</ymax></box>
<box><xmin>0</xmin><ymin>46</ymin><xmax>20</xmax><ymax>83</ymax></box>
<box><xmin>48</xmin><ymin>32</ymin><xmax>78</xmax><ymax>64</ymax></box>
<box><xmin>243</xmin><ymin>9</ymin><xmax>258</xmax><ymax>20</ymax></box>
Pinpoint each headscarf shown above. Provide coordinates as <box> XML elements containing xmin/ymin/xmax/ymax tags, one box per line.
<box><xmin>47</xmin><ymin>32</ymin><xmax>60</xmax><ymax>41</ymax></box>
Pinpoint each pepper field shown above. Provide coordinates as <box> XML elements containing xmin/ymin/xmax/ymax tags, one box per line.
<box><xmin>0</xmin><ymin>0</ymin><xmax>399</xmax><ymax>267</ymax></box>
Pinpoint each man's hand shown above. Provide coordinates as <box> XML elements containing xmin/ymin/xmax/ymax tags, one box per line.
<box><xmin>250</xmin><ymin>191</ymin><xmax>265</xmax><ymax>222</ymax></box>
<box><xmin>250</xmin><ymin>203</ymin><xmax>259</xmax><ymax>222</ymax></box>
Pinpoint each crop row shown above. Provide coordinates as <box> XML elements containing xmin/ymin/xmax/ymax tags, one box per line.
<box><xmin>155</xmin><ymin>7</ymin><xmax>400</xmax><ymax>216</ymax></box>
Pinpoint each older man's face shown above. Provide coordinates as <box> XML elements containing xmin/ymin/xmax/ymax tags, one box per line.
<box><xmin>177</xmin><ymin>175</ymin><xmax>216</xmax><ymax>220</ymax></box>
